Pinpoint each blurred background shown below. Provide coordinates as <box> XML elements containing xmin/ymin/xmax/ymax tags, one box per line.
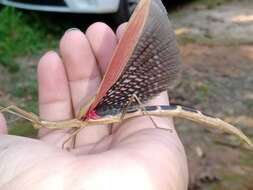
<box><xmin>0</xmin><ymin>0</ymin><xmax>252</xmax><ymax>189</ymax></box>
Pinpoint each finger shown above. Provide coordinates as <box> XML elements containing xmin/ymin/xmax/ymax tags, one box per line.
<box><xmin>38</xmin><ymin>51</ymin><xmax>72</xmax><ymax>138</ymax></box>
<box><xmin>38</xmin><ymin>51</ymin><xmax>72</xmax><ymax>121</ymax></box>
<box><xmin>60</xmin><ymin>28</ymin><xmax>111</xmax><ymax>147</ymax></box>
<box><xmin>116</xmin><ymin>22</ymin><xmax>128</xmax><ymax>40</ymax></box>
<box><xmin>60</xmin><ymin>29</ymin><xmax>101</xmax><ymax>114</ymax></box>
<box><xmin>86</xmin><ymin>22</ymin><xmax>117</xmax><ymax>74</ymax></box>
<box><xmin>0</xmin><ymin>114</ymin><xmax>7</xmax><ymax>134</ymax></box>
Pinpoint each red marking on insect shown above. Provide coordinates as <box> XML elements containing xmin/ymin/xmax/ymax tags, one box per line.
<box><xmin>80</xmin><ymin>0</ymin><xmax>179</xmax><ymax>120</ymax></box>
<box><xmin>81</xmin><ymin>110</ymin><xmax>100</xmax><ymax>121</ymax></box>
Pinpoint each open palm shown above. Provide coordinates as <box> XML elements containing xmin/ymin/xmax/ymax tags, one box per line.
<box><xmin>0</xmin><ymin>23</ymin><xmax>188</xmax><ymax>190</ymax></box>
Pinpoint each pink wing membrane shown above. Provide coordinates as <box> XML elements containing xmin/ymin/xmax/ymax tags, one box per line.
<box><xmin>88</xmin><ymin>0</ymin><xmax>151</xmax><ymax>112</ymax></box>
<box><xmin>87</xmin><ymin>0</ymin><xmax>181</xmax><ymax>117</ymax></box>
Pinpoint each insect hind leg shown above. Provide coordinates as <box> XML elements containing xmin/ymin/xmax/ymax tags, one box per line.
<box><xmin>133</xmin><ymin>94</ymin><xmax>173</xmax><ymax>132</ymax></box>
<box><xmin>62</xmin><ymin>127</ymin><xmax>84</xmax><ymax>150</ymax></box>
<box><xmin>121</xmin><ymin>94</ymin><xmax>173</xmax><ymax>132</ymax></box>
<box><xmin>0</xmin><ymin>105</ymin><xmax>41</xmax><ymax>128</ymax></box>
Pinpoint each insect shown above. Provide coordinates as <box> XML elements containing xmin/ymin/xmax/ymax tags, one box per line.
<box><xmin>0</xmin><ymin>0</ymin><xmax>252</xmax><ymax>148</ymax></box>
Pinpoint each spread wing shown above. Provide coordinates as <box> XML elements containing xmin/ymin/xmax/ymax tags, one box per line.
<box><xmin>88</xmin><ymin>0</ymin><xmax>181</xmax><ymax>116</ymax></box>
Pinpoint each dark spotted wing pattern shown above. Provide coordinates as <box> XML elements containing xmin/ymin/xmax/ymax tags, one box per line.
<box><xmin>95</xmin><ymin>0</ymin><xmax>180</xmax><ymax>116</ymax></box>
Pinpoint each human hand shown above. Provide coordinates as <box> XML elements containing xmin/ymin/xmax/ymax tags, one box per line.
<box><xmin>0</xmin><ymin>23</ymin><xmax>188</xmax><ymax>190</ymax></box>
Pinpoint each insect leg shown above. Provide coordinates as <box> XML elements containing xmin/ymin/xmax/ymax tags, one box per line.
<box><xmin>176</xmin><ymin>107</ymin><xmax>253</xmax><ymax>148</ymax></box>
<box><xmin>62</xmin><ymin>127</ymin><xmax>84</xmax><ymax>150</ymax></box>
<box><xmin>0</xmin><ymin>105</ymin><xmax>41</xmax><ymax>127</ymax></box>
<box><xmin>120</xmin><ymin>93</ymin><xmax>137</xmax><ymax>121</ymax></box>
<box><xmin>0</xmin><ymin>105</ymin><xmax>84</xmax><ymax>130</ymax></box>
<box><xmin>132</xmin><ymin>94</ymin><xmax>173</xmax><ymax>132</ymax></box>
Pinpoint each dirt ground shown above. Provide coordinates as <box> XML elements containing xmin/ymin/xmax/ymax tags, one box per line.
<box><xmin>173</xmin><ymin>0</ymin><xmax>253</xmax><ymax>44</ymax></box>
<box><xmin>172</xmin><ymin>44</ymin><xmax>253</xmax><ymax>190</ymax></box>
<box><xmin>170</xmin><ymin>0</ymin><xmax>253</xmax><ymax>189</ymax></box>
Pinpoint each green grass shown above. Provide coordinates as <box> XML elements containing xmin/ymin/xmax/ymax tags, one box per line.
<box><xmin>0</xmin><ymin>7</ymin><xmax>64</xmax><ymax>135</ymax></box>
<box><xmin>243</xmin><ymin>99</ymin><xmax>253</xmax><ymax>113</ymax></box>
<box><xmin>8</xmin><ymin>121</ymin><xmax>37</xmax><ymax>137</ymax></box>
<box><xmin>177</xmin><ymin>33</ymin><xmax>253</xmax><ymax>46</ymax></box>
<box><xmin>1</xmin><ymin>68</ymin><xmax>39</xmax><ymax>134</ymax></box>
<box><xmin>9</xmin><ymin>66</ymin><xmax>38</xmax><ymax>112</ymax></box>
<box><xmin>0</xmin><ymin>7</ymin><xmax>59</xmax><ymax>72</ymax></box>
<box><xmin>195</xmin><ymin>83</ymin><xmax>210</xmax><ymax>103</ymax></box>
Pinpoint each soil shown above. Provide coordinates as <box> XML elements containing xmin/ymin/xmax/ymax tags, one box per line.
<box><xmin>172</xmin><ymin>0</ymin><xmax>253</xmax><ymax>44</ymax></box>
<box><xmin>172</xmin><ymin>44</ymin><xmax>253</xmax><ymax>190</ymax></box>
<box><xmin>169</xmin><ymin>0</ymin><xmax>253</xmax><ymax>189</ymax></box>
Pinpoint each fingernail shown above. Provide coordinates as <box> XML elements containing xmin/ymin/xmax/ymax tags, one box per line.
<box><xmin>45</xmin><ymin>50</ymin><xmax>57</xmax><ymax>57</ymax></box>
<box><xmin>65</xmin><ymin>28</ymin><xmax>80</xmax><ymax>33</ymax></box>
